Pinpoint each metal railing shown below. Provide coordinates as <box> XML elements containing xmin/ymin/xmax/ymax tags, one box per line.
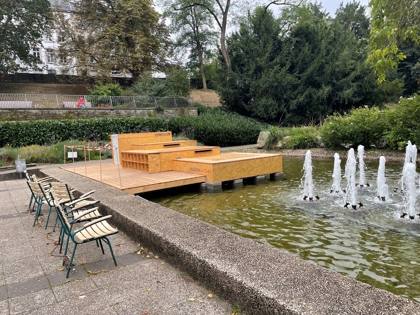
<box><xmin>0</xmin><ymin>93</ymin><xmax>193</xmax><ymax>109</ymax></box>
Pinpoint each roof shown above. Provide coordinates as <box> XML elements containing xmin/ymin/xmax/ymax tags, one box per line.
<box><xmin>49</xmin><ymin>0</ymin><xmax>75</xmax><ymax>12</ymax></box>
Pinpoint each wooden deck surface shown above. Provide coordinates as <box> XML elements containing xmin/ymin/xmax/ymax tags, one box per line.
<box><xmin>61</xmin><ymin>161</ymin><xmax>206</xmax><ymax>194</ymax></box>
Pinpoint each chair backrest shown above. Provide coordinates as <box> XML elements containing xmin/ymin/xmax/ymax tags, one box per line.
<box><xmin>50</xmin><ymin>182</ymin><xmax>73</xmax><ymax>201</ymax></box>
<box><xmin>27</xmin><ymin>181</ymin><xmax>44</xmax><ymax>198</ymax></box>
<box><xmin>53</xmin><ymin>201</ymin><xmax>71</xmax><ymax>234</ymax></box>
<box><xmin>24</xmin><ymin>171</ymin><xmax>31</xmax><ymax>181</ymax></box>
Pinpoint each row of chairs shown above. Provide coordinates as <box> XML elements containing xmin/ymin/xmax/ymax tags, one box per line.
<box><xmin>25</xmin><ymin>171</ymin><xmax>118</xmax><ymax>278</ymax></box>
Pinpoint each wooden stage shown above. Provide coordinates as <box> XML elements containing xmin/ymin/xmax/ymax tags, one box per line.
<box><xmin>61</xmin><ymin>161</ymin><xmax>206</xmax><ymax>194</ymax></box>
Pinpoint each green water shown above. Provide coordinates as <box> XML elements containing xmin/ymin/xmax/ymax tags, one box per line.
<box><xmin>148</xmin><ymin>156</ymin><xmax>420</xmax><ymax>302</ymax></box>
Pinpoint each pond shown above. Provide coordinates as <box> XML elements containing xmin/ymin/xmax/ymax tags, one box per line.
<box><xmin>147</xmin><ymin>155</ymin><xmax>420</xmax><ymax>302</ymax></box>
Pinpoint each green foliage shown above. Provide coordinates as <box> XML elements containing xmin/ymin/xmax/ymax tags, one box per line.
<box><xmin>132</xmin><ymin>72</ymin><xmax>168</xmax><ymax>97</ymax></box>
<box><xmin>386</xmin><ymin>95</ymin><xmax>420</xmax><ymax>149</ymax></box>
<box><xmin>168</xmin><ymin>108</ymin><xmax>263</xmax><ymax>146</ymax></box>
<box><xmin>0</xmin><ymin>0</ymin><xmax>51</xmax><ymax>73</ymax></box>
<box><xmin>368</xmin><ymin>0</ymin><xmax>420</xmax><ymax>83</ymax></box>
<box><xmin>89</xmin><ymin>83</ymin><xmax>123</xmax><ymax>96</ymax></box>
<box><xmin>193</xmin><ymin>102</ymin><xmax>210</xmax><ymax>115</ymax></box>
<box><xmin>335</xmin><ymin>1</ymin><xmax>370</xmax><ymax>39</ymax></box>
<box><xmin>216</xmin><ymin>4</ymin><xmax>402</xmax><ymax>125</ymax></box>
<box><xmin>0</xmin><ymin>140</ymin><xmax>112</xmax><ymax>165</ymax></box>
<box><xmin>166</xmin><ymin>68</ymin><xmax>190</xmax><ymax>97</ymax></box>
<box><xmin>320</xmin><ymin>107</ymin><xmax>388</xmax><ymax>148</ymax></box>
<box><xmin>163</xmin><ymin>0</ymin><xmax>217</xmax><ymax>89</ymax></box>
<box><xmin>132</xmin><ymin>68</ymin><xmax>190</xmax><ymax>97</ymax></box>
<box><xmin>265</xmin><ymin>126</ymin><xmax>320</xmax><ymax>149</ymax></box>
<box><xmin>54</xmin><ymin>0</ymin><xmax>170</xmax><ymax>80</ymax></box>
<box><xmin>0</xmin><ymin>117</ymin><xmax>168</xmax><ymax>147</ymax></box>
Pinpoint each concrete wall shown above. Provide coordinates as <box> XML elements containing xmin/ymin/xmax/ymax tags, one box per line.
<box><xmin>0</xmin><ymin>108</ymin><xmax>197</xmax><ymax>121</ymax></box>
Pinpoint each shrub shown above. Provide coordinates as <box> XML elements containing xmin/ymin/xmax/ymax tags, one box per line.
<box><xmin>89</xmin><ymin>83</ymin><xmax>123</xmax><ymax>96</ymax></box>
<box><xmin>320</xmin><ymin>107</ymin><xmax>387</xmax><ymax>148</ymax></box>
<box><xmin>0</xmin><ymin>117</ymin><xmax>168</xmax><ymax>147</ymax></box>
<box><xmin>168</xmin><ymin>109</ymin><xmax>263</xmax><ymax>147</ymax></box>
<box><xmin>0</xmin><ymin>140</ymin><xmax>113</xmax><ymax>165</ymax></box>
<box><xmin>265</xmin><ymin>126</ymin><xmax>320</xmax><ymax>149</ymax></box>
<box><xmin>386</xmin><ymin>95</ymin><xmax>420</xmax><ymax>149</ymax></box>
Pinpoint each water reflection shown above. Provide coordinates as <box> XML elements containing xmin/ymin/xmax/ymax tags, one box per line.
<box><xmin>148</xmin><ymin>156</ymin><xmax>420</xmax><ymax>302</ymax></box>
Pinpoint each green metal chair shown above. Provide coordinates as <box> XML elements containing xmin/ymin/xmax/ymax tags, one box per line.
<box><xmin>53</xmin><ymin>201</ymin><xmax>118</xmax><ymax>278</ymax></box>
<box><xmin>24</xmin><ymin>171</ymin><xmax>53</xmax><ymax>211</ymax></box>
<box><xmin>48</xmin><ymin>183</ymin><xmax>98</xmax><ymax>231</ymax></box>
<box><xmin>27</xmin><ymin>181</ymin><xmax>52</xmax><ymax>227</ymax></box>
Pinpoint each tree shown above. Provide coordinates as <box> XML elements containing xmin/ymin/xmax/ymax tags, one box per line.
<box><xmin>0</xmin><ymin>0</ymin><xmax>51</xmax><ymax>73</ymax></box>
<box><xmin>54</xmin><ymin>0</ymin><xmax>170</xmax><ymax>81</ymax></box>
<box><xmin>368</xmin><ymin>0</ymin><xmax>420</xmax><ymax>83</ymax></box>
<box><xmin>335</xmin><ymin>1</ymin><xmax>370</xmax><ymax>39</ymax></box>
<box><xmin>216</xmin><ymin>4</ymin><xmax>402</xmax><ymax>125</ymax></box>
<box><xmin>164</xmin><ymin>0</ymin><xmax>217</xmax><ymax>89</ymax></box>
<box><xmin>173</xmin><ymin>0</ymin><xmax>302</xmax><ymax>69</ymax></box>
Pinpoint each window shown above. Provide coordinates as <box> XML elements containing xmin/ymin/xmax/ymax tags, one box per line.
<box><xmin>32</xmin><ymin>48</ymin><xmax>40</xmax><ymax>58</ymax></box>
<box><xmin>58</xmin><ymin>34</ymin><xmax>65</xmax><ymax>43</ymax></box>
<box><xmin>47</xmin><ymin>49</ymin><xmax>54</xmax><ymax>63</ymax></box>
<box><xmin>60</xmin><ymin>55</ymin><xmax>67</xmax><ymax>64</ymax></box>
<box><xmin>45</xmin><ymin>32</ymin><xmax>53</xmax><ymax>42</ymax></box>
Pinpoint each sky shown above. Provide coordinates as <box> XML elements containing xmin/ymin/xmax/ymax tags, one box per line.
<box><xmin>318</xmin><ymin>0</ymin><xmax>370</xmax><ymax>16</ymax></box>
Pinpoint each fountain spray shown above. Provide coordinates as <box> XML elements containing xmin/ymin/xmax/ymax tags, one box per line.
<box><xmin>401</xmin><ymin>163</ymin><xmax>418</xmax><ymax>219</ymax></box>
<box><xmin>301</xmin><ymin>150</ymin><xmax>319</xmax><ymax>201</ymax></box>
<box><xmin>331</xmin><ymin>153</ymin><xmax>343</xmax><ymax>194</ymax></box>
<box><xmin>399</xmin><ymin>141</ymin><xmax>417</xmax><ymax>192</ymax></box>
<box><xmin>376</xmin><ymin>156</ymin><xmax>388</xmax><ymax>201</ymax></box>
<box><xmin>344</xmin><ymin>148</ymin><xmax>362</xmax><ymax>209</ymax></box>
<box><xmin>357</xmin><ymin>145</ymin><xmax>369</xmax><ymax>187</ymax></box>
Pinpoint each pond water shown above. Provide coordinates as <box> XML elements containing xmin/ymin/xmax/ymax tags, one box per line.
<box><xmin>147</xmin><ymin>156</ymin><xmax>420</xmax><ymax>302</ymax></box>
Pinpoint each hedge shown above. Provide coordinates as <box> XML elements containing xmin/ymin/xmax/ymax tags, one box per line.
<box><xmin>0</xmin><ymin>117</ymin><xmax>168</xmax><ymax>147</ymax></box>
<box><xmin>168</xmin><ymin>110</ymin><xmax>263</xmax><ymax>147</ymax></box>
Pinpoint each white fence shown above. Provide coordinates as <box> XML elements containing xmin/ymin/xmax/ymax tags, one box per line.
<box><xmin>0</xmin><ymin>94</ymin><xmax>192</xmax><ymax>109</ymax></box>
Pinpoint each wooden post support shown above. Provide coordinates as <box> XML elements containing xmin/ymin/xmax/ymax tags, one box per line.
<box><xmin>64</xmin><ymin>145</ymin><xmax>66</xmax><ymax>165</ymax></box>
<box><xmin>72</xmin><ymin>146</ymin><xmax>75</xmax><ymax>173</ymax></box>
<box><xmin>99</xmin><ymin>149</ymin><xmax>103</xmax><ymax>182</ymax></box>
<box><xmin>84</xmin><ymin>146</ymin><xmax>87</xmax><ymax>176</ymax></box>
<box><xmin>116</xmin><ymin>147</ymin><xmax>122</xmax><ymax>189</ymax></box>
<box><xmin>88</xmin><ymin>148</ymin><xmax>91</xmax><ymax>165</ymax></box>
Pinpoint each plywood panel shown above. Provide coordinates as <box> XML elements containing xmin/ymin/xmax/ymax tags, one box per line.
<box><xmin>111</xmin><ymin>132</ymin><xmax>173</xmax><ymax>162</ymax></box>
<box><xmin>131</xmin><ymin>140</ymin><xmax>197</xmax><ymax>150</ymax></box>
<box><xmin>172</xmin><ymin>153</ymin><xmax>283</xmax><ymax>182</ymax></box>
<box><xmin>122</xmin><ymin>146</ymin><xmax>220</xmax><ymax>173</ymax></box>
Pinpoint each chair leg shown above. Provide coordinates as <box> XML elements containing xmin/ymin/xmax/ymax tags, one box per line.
<box><xmin>66</xmin><ymin>243</ymin><xmax>77</xmax><ymax>278</ymax></box>
<box><xmin>45</xmin><ymin>206</ymin><xmax>52</xmax><ymax>230</ymax></box>
<box><xmin>28</xmin><ymin>195</ymin><xmax>33</xmax><ymax>210</ymax></box>
<box><xmin>96</xmin><ymin>239</ymin><xmax>99</xmax><ymax>247</ymax></box>
<box><xmin>63</xmin><ymin>233</ymin><xmax>71</xmax><ymax>257</ymax></box>
<box><xmin>59</xmin><ymin>229</ymin><xmax>65</xmax><ymax>254</ymax></box>
<box><xmin>103</xmin><ymin>237</ymin><xmax>117</xmax><ymax>266</ymax></box>
<box><xmin>99</xmin><ymin>239</ymin><xmax>105</xmax><ymax>254</ymax></box>
<box><xmin>33</xmin><ymin>202</ymin><xmax>41</xmax><ymax>227</ymax></box>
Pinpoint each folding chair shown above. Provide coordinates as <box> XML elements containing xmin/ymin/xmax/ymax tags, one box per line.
<box><xmin>54</xmin><ymin>201</ymin><xmax>118</xmax><ymax>278</ymax></box>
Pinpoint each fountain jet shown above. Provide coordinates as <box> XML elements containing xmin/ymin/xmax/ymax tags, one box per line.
<box><xmin>401</xmin><ymin>163</ymin><xmax>418</xmax><ymax>219</ymax></box>
<box><xmin>344</xmin><ymin>149</ymin><xmax>362</xmax><ymax>209</ymax></box>
<box><xmin>301</xmin><ymin>150</ymin><xmax>319</xmax><ymax>201</ymax></box>
<box><xmin>331</xmin><ymin>153</ymin><xmax>343</xmax><ymax>194</ymax></box>
<box><xmin>400</xmin><ymin>141</ymin><xmax>417</xmax><ymax>192</ymax></box>
<box><xmin>376</xmin><ymin>156</ymin><xmax>389</xmax><ymax>201</ymax></box>
<box><xmin>357</xmin><ymin>145</ymin><xmax>369</xmax><ymax>187</ymax></box>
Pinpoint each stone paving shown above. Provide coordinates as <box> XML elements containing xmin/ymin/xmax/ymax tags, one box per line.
<box><xmin>0</xmin><ymin>179</ymin><xmax>231</xmax><ymax>315</ymax></box>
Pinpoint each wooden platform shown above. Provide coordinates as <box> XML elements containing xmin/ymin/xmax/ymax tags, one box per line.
<box><xmin>61</xmin><ymin>161</ymin><xmax>206</xmax><ymax>194</ymax></box>
<box><xmin>172</xmin><ymin>152</ymin><xmax>283</xmax><ymax>182</ymax></box>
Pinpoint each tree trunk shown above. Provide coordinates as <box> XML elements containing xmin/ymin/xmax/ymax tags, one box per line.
<box><xmin>220</xmin><ymin>13</ymin><xmax>231</xmax><ymax>68</ymax></box>
<box><xmin>197</xmin><ymin>44</ymin><xmax>207</xmax><ymax>90</ymax></box>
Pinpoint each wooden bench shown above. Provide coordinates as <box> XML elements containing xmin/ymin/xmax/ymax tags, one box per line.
<box><xmin>63</xmin><ymin>102</ymin><xmax>92</xmax><ymax>108</ymax></box>
<box><xmin>0</xmin><ymin>101</ymin><xmax>33</xmax><ymax>108</ymax></box>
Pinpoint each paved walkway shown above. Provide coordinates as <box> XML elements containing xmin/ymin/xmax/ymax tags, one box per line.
<box><xmin>0</xmin><ymin>179</ymin><xmax>231</xmax><ymax>315</ymax></box>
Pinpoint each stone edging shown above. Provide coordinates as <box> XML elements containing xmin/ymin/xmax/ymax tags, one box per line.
<box><xmin>41</xmin><ymin>168</ymin><xmax>420</xmax><ymax>315</ymax></box>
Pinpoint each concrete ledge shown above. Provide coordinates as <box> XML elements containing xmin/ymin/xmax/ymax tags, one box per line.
<box><xmin>42</xmin><ymin>168</ymin><xmax>420</xmax><ymax>315</ymax></box>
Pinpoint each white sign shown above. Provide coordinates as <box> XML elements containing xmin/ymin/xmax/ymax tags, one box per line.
<box><xmin>68</xmin><ymin>152</ymin><xmax>77</xmax><ymax>159</ymax></box>
<box><xmin>111</xmin><ymin>134</ymin><xmax>120</xmax><ymax>164</ymax></box>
